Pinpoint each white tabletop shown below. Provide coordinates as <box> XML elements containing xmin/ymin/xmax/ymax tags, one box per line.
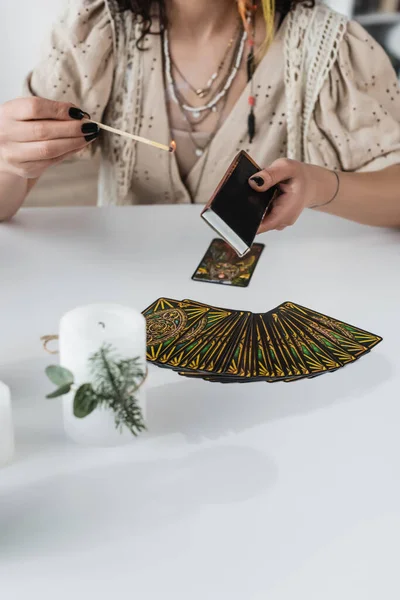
<box><xmin>1</xmin><ymin>206</ymin><xmax>399</xmax><ymax>600</ymax></box>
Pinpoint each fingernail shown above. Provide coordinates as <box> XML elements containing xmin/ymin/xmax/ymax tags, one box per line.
<box><xmin>84</xmin><ymin>131</ymin><xmax>99</xmax><ymax>143</ymax></box>
<box><xmin>69</xmin><ymin>107</ymin><xmax>90</xmax><ymax>120</ymax></box>
<box><xmin>82</xmin><ymin>123</ymin><xmax>99</xmax><ymax>135</ymax></box>
<box><xmin>250</xmin><ymin>176</ymin><xmax>264</xmax><ymax>187</ymax></box>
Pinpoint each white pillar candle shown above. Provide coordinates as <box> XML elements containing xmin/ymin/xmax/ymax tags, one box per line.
<box><xmin>59</xmin><ymin>304</ymin><xmax>147</xmax><ymax>446</ymax></box>
<box><xmin>0</xmin><ymin>381</ymin><xmax>14</xmax><ymax>466</ymax></box>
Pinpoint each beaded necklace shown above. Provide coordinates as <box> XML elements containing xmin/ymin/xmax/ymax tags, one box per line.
<box><xmin>164</xmin><ymin>27</ymin><xmax>248</xmax><ymax>119</ymax></box>
<box><xmin>171</xmin><ymin>20</ymin><xmax>241</xmax><ymax>100</ymax></box>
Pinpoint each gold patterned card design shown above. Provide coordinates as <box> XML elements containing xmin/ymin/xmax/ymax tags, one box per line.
<box><xmin>143</xmin><ymin>298</ymin><xmax>210</xmax><ymax>362</ymax></box>
<box><xmin>163</xmin><ymin>311</ymin><xmax>241</xmax><ymax>371</ymax></box>
<box><xmin>143</xmin><ymin>299</ymin><xmax>383</xmax><ymax>384</ymax></box>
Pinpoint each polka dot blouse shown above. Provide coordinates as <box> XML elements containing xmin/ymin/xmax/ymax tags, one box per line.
<box><xmin>23</xmin><ymin>0</ymin><xmax>400</xmax><ymax>205</ymax></box>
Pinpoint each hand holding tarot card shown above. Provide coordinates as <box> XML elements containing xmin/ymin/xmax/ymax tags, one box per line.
<box><xmin>143</xmin><ymin>298</ymin><xmax>382</xmax><ymax>383</ymax></box>
<box><xmin>201</xmin><ymin>151</ymin><xmax>277</xmax><ymax>257</ymax></box>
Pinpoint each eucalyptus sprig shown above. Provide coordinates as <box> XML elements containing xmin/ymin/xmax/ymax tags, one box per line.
<box><xmin>46</xmin><ymin>344</ymin><xmax>146</xmax><ymax>436</ymax></box>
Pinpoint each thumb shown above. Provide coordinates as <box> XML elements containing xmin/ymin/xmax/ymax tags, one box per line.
<box><xmin>248</xmin><ymin>158</ymin><xmax>297</xmax><ymax>193</ymax></box>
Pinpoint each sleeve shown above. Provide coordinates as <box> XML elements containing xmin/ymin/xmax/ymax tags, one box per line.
<box><xmin>307</xmin><ymin>20</ymin><xmax>400</xmax><ymax>173</ymax></box>
<box><xmin>23</xmin><ymin>0</ymin><xmax>114</xmax><ymax>157</ymax></box>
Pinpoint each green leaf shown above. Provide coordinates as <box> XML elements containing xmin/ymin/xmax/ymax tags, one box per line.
<box><xmin>73</xmin><ymin>384</ymin><xmax>99</xmax><ymax>418</ymax></box>
<box><xmin>46</xmin><ymin>365</ymin><xmax>74</xmax><ymax>387</ymax></box>
<box><xmin>46</xmin><ymin>383</ymin><xmax>72</xmax><ymax>399</ymax></box>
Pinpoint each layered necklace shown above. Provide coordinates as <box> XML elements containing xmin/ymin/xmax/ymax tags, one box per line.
<box><xmin>171</xmin><ymin>21</ymin><xmax>241</xmax><ymax>102</ymax></box>
<box><xmin>164</xmin><ymin>20</ymin><xmax>247</xmax><ymax>125</ymax></box>
<box><xmin>164</xmin><ymin>5</ymin><xmax>258</xmax><ymax>200</ymax></box>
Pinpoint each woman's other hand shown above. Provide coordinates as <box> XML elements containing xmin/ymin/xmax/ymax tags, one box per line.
<box><xmin>0</xmin><ymin>97</ymin><xmax>98</xmax><ymax>180</ymax></box>
<box><xmin>248</xmin><ymin>159</ymin><xmax>340</xmax><ymax>233</ymax></box>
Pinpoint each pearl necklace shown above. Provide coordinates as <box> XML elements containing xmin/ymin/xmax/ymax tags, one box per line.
<box><xmin>164</xmin><ymin>26</ymin><xmax>248</xmax><ymax>119</ymax></box>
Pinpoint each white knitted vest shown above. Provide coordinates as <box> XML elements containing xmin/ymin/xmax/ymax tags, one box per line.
<box><xmin>284</xmin><ymin>2</ymin><xmax>348</xmax><ymax>162</ymax></box>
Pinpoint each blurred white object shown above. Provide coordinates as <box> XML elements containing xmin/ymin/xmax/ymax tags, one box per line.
<box><xmin>386</xmin><ymin>23</ymin><xmax>400</xmax><ymax>61</ymax></box>
<box><xmin>0</xmin><ymin>0</ymin><xmax>65</xmax><ymax>103</ymax></box>
<box><xmin>0</xmin><ymin>381</ymin><xmax>14</xmax><ymax>466</ymax></box>
<box><xmin>324</xmin><ymin>0</ymin><xmax>355</xmax><ymax>17</ymax></box>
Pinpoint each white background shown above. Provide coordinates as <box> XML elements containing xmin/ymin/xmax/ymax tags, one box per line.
<box><xmin>0</xmin><ymin>0</ymin><xmax>65</xmax><ymax>104</ymax></box>
<box><xmin>0</xmin><ymin>0</ymin><xmax>355</xmax><ymax>105</ymax></box>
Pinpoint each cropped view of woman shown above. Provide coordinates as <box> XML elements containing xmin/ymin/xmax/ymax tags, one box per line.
<box><xmin>0</xmin><ymin>0</ymin><xmax>399</xmax><ymax>229</ymax></box>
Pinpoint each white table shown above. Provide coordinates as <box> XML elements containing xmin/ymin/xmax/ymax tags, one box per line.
<box><xmin>1</xmin><ymin>206</ymin><xmax>400</xmax><ymax>600</ymax></box>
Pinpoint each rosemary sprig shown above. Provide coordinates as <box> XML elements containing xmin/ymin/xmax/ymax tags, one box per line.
<box><xmin>45</xmin><ymin>344</ymin><xmax>146</xmax><ymax>436</ymax></box>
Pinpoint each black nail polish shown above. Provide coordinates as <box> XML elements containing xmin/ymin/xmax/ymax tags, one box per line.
<box><xmin>250</xmin><ymin>176</ymin><xmax>264</xmax><ymax>187</ymax></box>
<box><xmin>69</xmin><ymin>107</ymin><xmax>90</xmax><ymax>120</ymax></box>
<box><xmin>82</xmin><ymin>123</ymin><xmax>99</xmax><ymax>135</ymax></box>
<box><xmin>84</xmin><ymin>131</ymin><xmax>99</xmax><ymax>143</ymax></box>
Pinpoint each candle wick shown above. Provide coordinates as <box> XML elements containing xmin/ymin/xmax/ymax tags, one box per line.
<box><xmin>98</xmin><ymin>322</ymin><xmax>106</xmax><ymax>329</ymax></box>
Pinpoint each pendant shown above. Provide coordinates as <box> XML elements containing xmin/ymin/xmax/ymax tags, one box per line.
<box><xmin>195</xmin><ymin>148</ymin><xmax>204</xmax><ymax>157</ymax></box>
<box><xmin>196</xmin><ymin>89</ymin><xmax>208</xmax><ymax>99</ymax></box>
<box><xmin>193</xmin><ymin>111</ymin><xmax>201</xmax><ymax>119</ymax></box>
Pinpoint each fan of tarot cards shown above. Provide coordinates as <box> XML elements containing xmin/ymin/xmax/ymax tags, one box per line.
<box><xmin>142</xmin><ymin>298</ymin><xmax>382</xmax><ymax>383</ymax></box>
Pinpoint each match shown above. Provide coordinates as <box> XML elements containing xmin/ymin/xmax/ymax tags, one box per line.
<box><xmin>87</xmin><ymin>120</ymin><xmax>176</xmax><ymax>153</ymax></box>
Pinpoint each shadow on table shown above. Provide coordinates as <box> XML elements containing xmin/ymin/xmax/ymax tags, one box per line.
<box><xmin>147</xmin><ymin>352</ymin><xmax>392</xmax><ymax>442</ymax></box>
<box><xmin>0</xmin><ymin>444</ymin><xmax>276</xmax><ymax>559</ymax></box>
<box><xmin>1</xmin><ymin>358</ymin><xmax>278</xmax><ymax>559</ymax></box>
<box><xmin>1</xmin><ymin>349</ymin><xmax>393</xmax><ymax>454</ymax></box>
<box><xmin>0</xmin><ymin>351</ymin><xmax>391</xmax><ymax>559</ymax></box>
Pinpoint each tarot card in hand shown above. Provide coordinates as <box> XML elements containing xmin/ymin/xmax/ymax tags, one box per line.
<box><xmin>192</xmin><ymin>238</ymin><xmax>265</xmax><ymax>287</ymax></box>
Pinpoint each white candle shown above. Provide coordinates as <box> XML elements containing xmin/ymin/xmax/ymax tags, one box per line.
<box><xmin>0</xmin><ymin>381</ymin><xmax>14</xmax><ymax>466</ymax></box>
<box><xmin>59</xmin><ymin>304</ymin><xmax>147</xmax><ymax>446</ymax></box>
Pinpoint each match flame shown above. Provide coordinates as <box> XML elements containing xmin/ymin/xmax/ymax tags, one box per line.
<box><xmin>169</xmin><ymin>140</ymin><xmax>177</xmax><ymax>154</ymax></box>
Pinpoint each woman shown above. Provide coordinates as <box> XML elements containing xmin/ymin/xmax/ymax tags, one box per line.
<box><xmin>0</xmin><ymin>0</ymin><xmax>399</xmax><ymax>230</ymax></box>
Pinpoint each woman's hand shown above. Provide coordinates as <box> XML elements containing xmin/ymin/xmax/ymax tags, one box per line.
<box><xmin>248</xmin><ymin>159</ymin><xmax>340</xmax><ymax>233</ymax></box>
<box><xmin>0</xmin><ymin>98</ymin><xmax>99</xmax><ymax>180</ymax></box>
